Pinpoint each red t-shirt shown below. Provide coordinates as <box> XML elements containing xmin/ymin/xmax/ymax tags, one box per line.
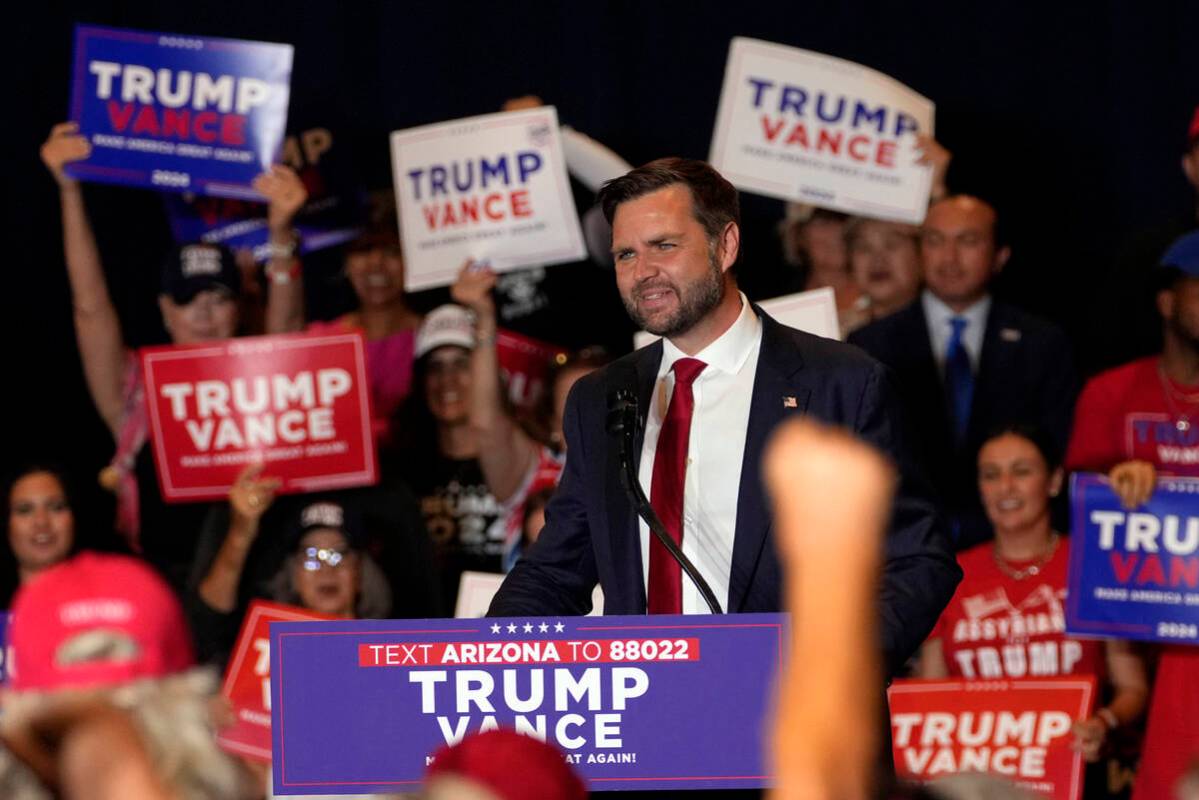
<box><xmin>931</xmin><ymin>539</ymin><xmax>1105</xmax><ymax>680</ymax></box>
<box><xmin>1066</xmin><ymin>355</ymin><xmax>1199</xmax><ymax>476</ymax></box>
<box><xmin>1132</xmin><ymin>649</ymin><xmax>1199</xmax><ymax>800</ymax></box>
<box><xmin>1067</xmin><ymin>355</ymin><xmax>1199</xmax><ymax>799</ymax></box>
<box><xmin>1069</xmin><ymin>356</ymin><xmax>1199</xmax><ymax>799</ymax></box>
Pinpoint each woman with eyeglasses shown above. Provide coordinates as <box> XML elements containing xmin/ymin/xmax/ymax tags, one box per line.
<box><xmin>187</xmin><ymin>464</ymin><xmax>420</xmax><ymax>666</ymax></box>
<box><xmin>271</xmin><ymin>499</ymin><xmax>380</xmax><ymax>619</ymax></box>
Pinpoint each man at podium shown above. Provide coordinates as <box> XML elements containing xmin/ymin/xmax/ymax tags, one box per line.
<box><xmin>489</xmin><ymin>157</ymin><xmax>959</xmax><ymax>679</ymax></box>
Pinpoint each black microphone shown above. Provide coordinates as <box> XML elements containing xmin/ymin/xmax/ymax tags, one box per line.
<box><xmin>607</xmin><ymin>387</ymin><xmax>724</xmax><ymax>614</ymax></box>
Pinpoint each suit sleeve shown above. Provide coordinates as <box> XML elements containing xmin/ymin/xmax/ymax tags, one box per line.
<box><xmin>855</xmin><ymin>362</ymin><xmax>962</xmax><ymax>678</ymax></box>
<box><xmin>1037</xmin><ymin>326</ymin><xmax>1080</xmax><ymax>462</ymax></box>
<box><xmin>487</xmin><ymin>381</ymin><xmax>599</xmax><ymax>617</ymax></box>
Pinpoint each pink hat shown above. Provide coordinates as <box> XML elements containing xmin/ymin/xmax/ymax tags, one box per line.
<box><xmin>8</xmin><ymin>552</ymin><xmax>195</xmax><ymax>691</ymax></box>
<box><xmin>425</xmin><ymin>729</ymin><xmax>586</xmax><ymax>800</ymax></box>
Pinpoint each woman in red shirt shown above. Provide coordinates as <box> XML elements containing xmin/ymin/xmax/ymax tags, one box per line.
<box><xmin>920</xmin><ymin>424</ymin><xmax>1148</xmax><ymax>762</ymax></box>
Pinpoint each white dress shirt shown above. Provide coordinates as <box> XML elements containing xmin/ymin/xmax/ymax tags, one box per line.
<box><xmin>637</xmin><ymin>294</ymin><xmax>762</xmax><ymax>614</ymax></box>
<box><xmin>921</xmin><ymin>290</ymin><xmax>991</xmax><ymax>375</ymax></box>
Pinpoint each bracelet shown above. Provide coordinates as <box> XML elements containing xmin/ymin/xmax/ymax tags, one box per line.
<box><xmin>263</xmin><ymin>231</ymin><xmax>299</xmax><ymax>261</ymax></box>
<box><xmin>265</xmin><ymin>259</ymin><xmax>301</xmax><ymax>285</ymax></box>
<box><xmin>1096</xmin><ymin>707</ymin><xmax>1119</xmax><ymax>730</ymax></box>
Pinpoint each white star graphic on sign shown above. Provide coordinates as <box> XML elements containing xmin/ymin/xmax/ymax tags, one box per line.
<box><xmin>490</xmin><ymin>624</ymin><xmax>501</xmax><ymax>634</ymax></box>
<box><xmin>506</xmin><ymin>623</ymin><xmax>517</xmax><ymax>633</ymax></box>
<box><xmin>523</xmin><ymin>623</ymin><xmax>534</xmax><ymax>633</ymax></box>
<box><xmin>554</xmin><ymin>622</ymin><xmax>565</xmax><ymax>632</ymax></box>
<box><xmin>538</xmin><ymin>622</ymin><xmax>549</xmax><ymax>633</ymax></box>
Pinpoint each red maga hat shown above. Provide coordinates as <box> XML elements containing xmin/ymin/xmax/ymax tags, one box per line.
<box><xmin>8</xmin><ymin>552</ymin><xmax>195</xmax><ymax>691</ymax></box>
<box><xmin>425</xmin><ymin>729</ymin><xmax>587</xmax><ymax>800</ymax></box>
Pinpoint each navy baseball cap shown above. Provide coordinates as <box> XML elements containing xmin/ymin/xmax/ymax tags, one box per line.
<box><xmin>289</xmin><ymin>498</ymin><xmax>365</xmax><ymax>550</ymax></box>
<box><xmin>160</xmin><ymin>243</ymin><xmax>241</xmax><ymax>304</ymax></box>
<box><xmin>1161</xmin><ymin>231</ymin><xmax>1199</xmax><ymax>277</ymax></box>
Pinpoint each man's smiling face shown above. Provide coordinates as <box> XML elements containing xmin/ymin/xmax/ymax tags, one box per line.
<box><xmin>611</xmin><ymin>183</ymin><xmax>725</xmax><ymax>338</ymax></box>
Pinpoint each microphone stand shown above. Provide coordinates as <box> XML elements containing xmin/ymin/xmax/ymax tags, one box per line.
<box><xmin>608</xmin><ymin>389</ymin><xmax>724</xmax><ymax>614</ymax></box>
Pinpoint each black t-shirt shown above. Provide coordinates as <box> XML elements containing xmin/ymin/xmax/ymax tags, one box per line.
<box><xmin>406</xmin><ymin>455</ymin><xmax>506</xmax><ymax>613</ymax></box>
<box><xmin>135</xmin><ymin>444</ymin><xmax>216</xmax><ymax>596</ymax></box>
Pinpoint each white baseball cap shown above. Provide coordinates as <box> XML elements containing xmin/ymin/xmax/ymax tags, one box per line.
<box><xmin>416</xmin><ymin>304</ymin><xmax>476</xmax><ymax>358</ymax></box>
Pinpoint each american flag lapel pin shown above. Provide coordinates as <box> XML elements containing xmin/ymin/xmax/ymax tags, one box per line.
<box><xmin>783</xmin><ymin>396</ymin><xmax>798</xmax><ymax>408</ymax></box>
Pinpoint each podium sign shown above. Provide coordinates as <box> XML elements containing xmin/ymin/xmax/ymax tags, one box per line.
<box><xmin>270</xmin><ymin>613</ymin><xmax>786</xmax><ymax>795</ymax></box>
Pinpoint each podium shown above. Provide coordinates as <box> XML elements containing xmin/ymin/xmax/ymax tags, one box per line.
<box><xmin>268</xmin><ymin>613</ymin><xmax>786</xmax><ymax>795</ymax></box>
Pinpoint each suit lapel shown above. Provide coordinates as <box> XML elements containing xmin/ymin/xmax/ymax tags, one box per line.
<box><xmin>729</xmin><ymin>311</ymin><xmax>807</xmax><ymax>612</ymax></box>
<box><xmin>633</xmin><ymin>341</ymin><xmax>661</xmax><ymax>460</ymax></box>
<box><xmin>604</xmin><ymin>341</ymin><xmax>662</xmax><ymax>613</ymax></box>
<box><xmin>909</xmin><ymin>299</ymin><xmax>959</xmax><ymax>448</ymax></box>
<box><xmin>906</xmin><ymin>301</ymin><xmax>941</xmax><ymax>392</ymax></box>
<box><xmin>970</xmin><ymin>302</ymin><xmax>1016</xmax><ymax>440</ymax></box>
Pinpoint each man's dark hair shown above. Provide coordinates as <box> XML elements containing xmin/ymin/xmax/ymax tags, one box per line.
<box><xmin>928</xmin><ymin>193</ymin><xmax>1009</xmax><ymax>250</ymax></box>
<box><xmin>597</xmin><ymin>157</ymin><xmax>740</xmax><ymax>243</ymax></box>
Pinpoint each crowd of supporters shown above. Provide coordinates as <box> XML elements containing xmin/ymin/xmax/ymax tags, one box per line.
<box><xmin>7</xmin><ymin>84</ymin><xmax>1199</xmax><ymax>798</ymax></box>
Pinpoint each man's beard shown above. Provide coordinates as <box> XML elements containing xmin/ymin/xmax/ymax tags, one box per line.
<box><xmin>623</xmin><ymin>254</ymin><xmax>725</xmax><ymax>338</ymax></box>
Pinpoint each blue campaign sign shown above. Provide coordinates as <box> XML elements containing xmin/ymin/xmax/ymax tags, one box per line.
<box><xmin>67</xmin><ymin>24</ymin><xmax>292</xmax><ymax>198</ymax></box>
<box><xmin>1067</xmin><ymin>473</ymin><xmax>1199</xmax><ymax>644</ymax></box>
<box><xmin>163</xmin><ymin>190</ymin><xmax>361</xmax><ymax>261</ymax></box>
<box><xmin>271</xmin><ymin>613</ymin><xmax>786</xmax><ymax>795</ymax></box>
<box><xmin>163</xmin><ymin>124</ymin><xmax>363</xmax><ymax>260</ymax></box>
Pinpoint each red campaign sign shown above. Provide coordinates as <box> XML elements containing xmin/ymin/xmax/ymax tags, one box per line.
<box><xmin>141</xmin><ymin>331</ymin><xmax>378</xmax><ymax>502</ymax></box>
<box><xmin>495</xmin><ymin>329</ymin><xmax>564</xmax><ymax>413</ymax></box>
<box><xmin>888</xmin><ymin>678</ymin><xmax>1096</xmax><ymax>800</ymax></box>
<box><xmin>218</xmin><ymin>600</ymin><xmax>332</xmax><ymax>762</ymax></box>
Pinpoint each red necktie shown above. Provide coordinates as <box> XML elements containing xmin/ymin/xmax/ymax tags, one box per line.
<box><xmin>648</xmin><ymin>357</ymin><xmax>707</xmax><ymax>614</ymax></box>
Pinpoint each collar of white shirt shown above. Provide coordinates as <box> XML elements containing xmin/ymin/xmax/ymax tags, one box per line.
<box><xmin>657</xmin><ymin>292</ymin><xmax>761</xmax><ymax>380</ymax></box>
<box><xmin>921</xmin><ymin>290</ymin><xmax>991</xmax><ymax>371</ymax></box>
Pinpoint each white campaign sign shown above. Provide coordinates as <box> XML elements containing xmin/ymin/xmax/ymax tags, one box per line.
<box><xmin>633</xmin><ymin>287</ymin><xmax>839</xmax><ymax>350</ymax></box>
<box><xmin>710</xmin><ymin>38</ymin><xmax>935</xmax><ymax>224</ymax></box>
<box><xmin>391</xmin><ymin>107</ymin><xmax>586</xmax><ymax>291</ymax></box>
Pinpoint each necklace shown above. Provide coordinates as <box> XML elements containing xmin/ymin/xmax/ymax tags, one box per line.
<box><xmin>1156</xmin><ymin>361</ymin><xmax>1199</xmax><ymax>433</ymax></box>
<box><xmin>993</xmin><ymin>533</ymin><xmax>1059</xmax><ymax>581</ymax></box>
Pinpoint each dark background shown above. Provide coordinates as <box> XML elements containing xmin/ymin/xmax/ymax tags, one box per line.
<box><xmin>9</xmin><ymin>1</ymin><xmax>1199</xmax><ymax>500</ymax></box>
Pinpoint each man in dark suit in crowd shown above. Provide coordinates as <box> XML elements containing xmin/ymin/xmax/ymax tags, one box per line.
<box><xmin>490</xmin><ymin>157</ymin><xmax>959</xmax><ymax>680</ymax></box>
<box><xmin>849</xmin><ymin>195</ymin><xmax>1078</xmax><ymax>550</ymax></box>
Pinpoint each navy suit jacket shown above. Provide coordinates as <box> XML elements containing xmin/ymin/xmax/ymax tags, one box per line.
<box><xmin>490</xmin><ymin>308</ymin><xmax>961</xmax><ymax>676</ymax></box>
<box><xmin>847</xmin><ymin>299</ymin><xmax>1078</xmax><ymax>548</ymax></box>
